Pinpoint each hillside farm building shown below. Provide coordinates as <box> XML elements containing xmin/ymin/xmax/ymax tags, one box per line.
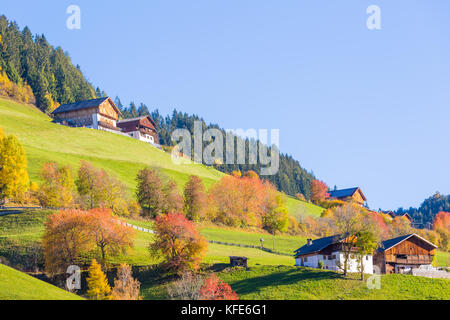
<box><xmin>294</xmin><ymin>235</ymin><xmax>374</xmax><ymax>274</ymax></box>
<box><xmin>117</xmin><ymin>116</ymin><xmax>159</xmax><ymax>145</ymax></box>
<box><xmin>329</xmin><ymin>187</ymin><xmax>367</xmax><ymax>207</ymax></box>
<box><xmin>373</xmin><ymin>234</ymin><xmax>437</xmax><ymax>274</ymax></box>
<box><xmin>51</xmin><ymin>98</ymin><xmax>160</xmax><ymax>145</ymax></box>
<box><xmin>51</xmin><ymin>97</ymin><xmax>122</xmax><ymax>133</ymax></box>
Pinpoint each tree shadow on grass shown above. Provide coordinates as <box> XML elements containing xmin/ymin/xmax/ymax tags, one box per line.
<box><xmin>227</xmin><ymin>267</ymin><xmax>344</xmax><ymax>297</ymax></box>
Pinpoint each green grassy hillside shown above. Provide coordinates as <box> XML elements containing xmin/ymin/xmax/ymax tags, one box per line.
<box><xmin>0</xmin><ymin>264</ymin><xmax>82</xmax><ymax>300</ymax></box>
<box><xmin>0</xmin><ymin>97</ymin><xmax>224</xmax><ymax>191</ymax></box>
<box><xmin>140</xmin><ymin>265</ymin><xmax>450</xmax><ymax>300</ymax></box>
<box><xmin>0</xmin><ymin>97</ymin><xmax>322</xmax><ymax>218</ymax></box>
<box><xmin>218</xmin><ymin>266</ymin><xmax>450</xmax><ymax>300</ymax></box>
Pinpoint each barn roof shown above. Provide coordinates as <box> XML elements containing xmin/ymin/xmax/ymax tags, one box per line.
<box><xmin>51</xmin><ymin>97</ymin><xmax>121</xmax><ymax>115</ymax></box>
<box><xmin>294</xmin><ymin>235</ymin><xmax>344</xmax><ymax>256</ymax></box>
<box><xmin>378</xmin><ymin>234</ymin><xmax>437</xmax><ymax>252</ymax></box>
<box><xmin>329</xmin><ymin>187</ymin><xmax>367</xmax><ymax>201</ymax></box>
<box><xmin>117</xmin><ymin>115</ymin><xmax>156</xmax><ymax>127</ymax></box>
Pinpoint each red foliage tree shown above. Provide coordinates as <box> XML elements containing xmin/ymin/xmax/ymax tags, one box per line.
<box><xmin>310</xmin><ymin>180</ymin><xmax>330</xmax><ymax>203</ymax></box>
<box><xmin>150</xmin><ymin>213</ymin><xmax>208</xmax><ymax>273</ymax></box>
<box><xmin>200</xmin><ymin>274</ymin><xmax>239</xmax><ymax>300</ymax></box>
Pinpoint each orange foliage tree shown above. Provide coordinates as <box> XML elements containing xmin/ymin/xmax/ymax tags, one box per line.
<box><xmin>150</xmin><ymin>213</ymin><xmax>208</xmax><ymax>273</ymax></box>
<box><xmin>310</xmin><ymin>180</ymin><xmax>330</xmax><ymax>204</ymax></box>
<box><xmin>200</xmin><ymin>274</ymin><xmax>239</xmax><ymax>300</ymax></box>
<box><xmin>433</xmin><ymin>212</ymin><xmax>450</xmax><ymax>251</ymax></box>
<box><xmin>42</xmin><ymin>209</ymin><xmax>135</xmax><ymax>275</ymax></box>
<box><xmin>85</xmin><ymin>209</ymin><xmax>136</xmax><ymax>267</ymax></box>
<box><xmin>208</xmin><ymin>173</ymin><xmax>282</xmax><ymax>228</ymax></box>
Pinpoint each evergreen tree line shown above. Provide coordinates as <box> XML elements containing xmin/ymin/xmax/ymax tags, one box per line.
<box><xmin>0</xmin><ymin>15</ymin><xmax>98</xmax><ymax>113</ymax></box>
<box><xmin>121</xmin><ymin>106</ymin><xmax>315</xmax><ymax>199</ymax></box>
<box><xmin>396</xmin><ymin>193</ymin><xmax>450</xmax><ymax>225</ymax></box>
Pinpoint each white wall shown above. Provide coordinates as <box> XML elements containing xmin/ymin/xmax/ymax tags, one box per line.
<box><xmin>295</xmin><ymin>251</ymin><xmax>373</xmax><ymax>275</ymax></box>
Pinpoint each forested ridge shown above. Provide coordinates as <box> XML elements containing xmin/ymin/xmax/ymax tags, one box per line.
<box><xmin>0</xmin><ymin>15</ymin><xmax>99</xmax><ymax>112</ymax></box>
<box><xmin>396</xmin><ymin>193</ymin><xmax>450</xmax><ymax>226</ymax></box>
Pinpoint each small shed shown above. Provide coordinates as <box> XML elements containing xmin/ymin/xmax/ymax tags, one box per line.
<box><xmin>230</xmin><ymin>256</ymin><xmax>248</xmax><ymax>268</ymax></box>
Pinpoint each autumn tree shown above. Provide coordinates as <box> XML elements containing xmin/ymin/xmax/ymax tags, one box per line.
<box><xmin>110</xmin><ymin>264</ymin><xmax>141</xmax><ymax>300</ymax></box>
<box><xmin>433</xmin><ymin>212</ymin><xmax>450</xmax><ymax>251</ymax></box>
<box><xmin>86</xmin><ymin>259</ymin><xmax>111</xmax><ymax>300</ymax></box>
<box><xmin>85</xmin><ymin>209</ymin><xmax>135</xmax><ymax>268</ymax></box>
<box><xmin>42</xmin><ymin>209</ymin><xmax>135</xmax><ymax>275</ymax></box>
<box><xmin>332</xmin><ymin>204</ymin><xmax>363</xmax><ymax>276</ymax></box>
<box><xmin>136</xmin><ymin>168</ymin><xmax>164</xmax><ymax>218</ymax></box>
<box><xmin>38</xmin><ymin>162</ymin><xmax>75</xmax><ymax>208</ymax></box>
<box><xmin>354</xmin><ymin>229</ymin><xmax>378</xmax><ymax>281</ymax></box>
<box><xmin>390</xmin><ymin>216</ymin><xmax>413</xmax><ymax>238</ymax></box>
<box><xmin>184</xmin><ymin>175</ymin><xmax>207</xmax><ymax>222</ymax></box>
<box><xmin>150</xmin><ymin>213</ymin><xmax>208</xmax><ymax>273</ymax></box>
<box><xmin>42</xmin><ymin>209</ymin><xmax>93</xmax><ymax>275</ymax></box>
<box><xmin>0</xmin><ymin>130</ymin><xmax>29</xmax><ymax>203</ymax></box>
<box><xmin>209</xmin><ymin>174</ymin><xmax>271</xmax><ymax>227</ymax></box>
<box><xmin>200</xmin><ymin>274</ymin><xmax>239</xmax><ymax>300</ymax></box>
<box><xmin>75</xmin><ymin>161</ymin><xmax>100</xmax><ymax>209</ymax></box>
<box><xmin>75</xmin><ymin>161</ymin><xmax>129</xmax><ymax>212</ymax></box>
<box><xmin>310</xmin><ymin>180</ymin><xmax>329</xmax><ymax>204</ymax></box>
<box><xmin>136</xmin><ymin>168</ymin><xmax>183</xmax><ymax>218</ymax></box>
<box><xmin>167</xmin><ymin>272</ymin><xmax>205</xmax><ymax>300</ymax></box>
<box><xmin>162</xmin><ymin>179</ymin><xmax>184</xmax><ymax>214</ymax></box>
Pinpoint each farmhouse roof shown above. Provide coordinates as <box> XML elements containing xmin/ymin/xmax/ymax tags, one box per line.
<box><xmin>51</xmin><ymin>97</ymin><xmax>121</xmax><ymax>115</ymax></box>
<box><xmin>377</xmin><ymin>234</ymin><xmax>437</xmax><ymax>253</ymax></box>
<box><xmin>117</xmin><ymin>115</ymin><xmax>156</xmax><ymax>127</ymax></box>
<box><xmin>328</xmin><ymin>187</ymin><xmax>367</xmax><ymax>201</ymax></box>
<box><xmin>294</xmin><ymin>235</ymin><xmax>344</xmax><ymax>256</ymax></box>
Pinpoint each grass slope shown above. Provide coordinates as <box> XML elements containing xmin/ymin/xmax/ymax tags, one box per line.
<box><xmin>0</xmin><ymin>264</ymin><xmax>82</xmax><ymax>300</ymax></box>
<box><xmin>0</xmin><ymin>97</ymin><xmax>223</xmax><ymax>192</ymax></box>
<box><xmin>217</xmin><ymin>266</ymin><xmax>450</xmax><ymax>300</ymax></box>
<box><xmin>0</xmin><ymin>97</ymin><xmax>321</xmax><ymax>218</ymax></box>
<box><xmin>200</xmin><ymin>225</ymin><xmax>306</xmax><ymax>255</ymax></box>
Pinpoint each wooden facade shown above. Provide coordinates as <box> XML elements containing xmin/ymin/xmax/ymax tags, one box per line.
<box><xmin>52</xmin><ymin>97</ymin><xmax>121</xmax><ymax>131</ymax></box>
<box><xmin>373</xmin><ymin>234</ymin><xmax>437</xmax><ymax>274</ymax></box>
<box><xmin>117</xmin><ymin>116</ymin><xmax>159</xmax><ymax>144</ymax></box>
<box><xmin>328</xmin><ymin>187</ymin><xmax>367</xmax><ymax>207</ymax></box>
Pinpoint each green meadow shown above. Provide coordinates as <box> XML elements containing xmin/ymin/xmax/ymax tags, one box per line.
<box><xmin>0</xmin><ymin>263</ymin><xmax>83</xmax><ymax>300</ymax></box>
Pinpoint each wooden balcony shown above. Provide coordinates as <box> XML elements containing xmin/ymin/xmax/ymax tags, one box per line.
<box><xmin>385</xmin><ymin>255</ymin><xmax>432</xmax><ymax>265</ymax></box>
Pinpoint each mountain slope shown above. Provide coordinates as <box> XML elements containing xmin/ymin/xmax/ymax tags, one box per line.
<box><xmin>0</xmin><ymin>263</ymin><xmax>82</xmax><ymax>300</ymax></box>
<box><xmin>0</xmin><ymin>97</ymin><xmax>224</xmax><ymax>191</ymax></box>
<box><xmin>0</xmin><ymin>97</ymin><xmax>323</xmax><ymax>219</ymax></box>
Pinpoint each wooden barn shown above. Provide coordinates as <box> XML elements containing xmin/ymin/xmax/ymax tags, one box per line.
<box><xmin>51</xmin><ymin>97</ymin><xmax>122</xmax><ymax>133</ymax></box>
<box><xmin>117</xmin><ymin>116</ymin><xmax>159</xmax><ymax>145</ymax></box>
<box><xmin>328</xmin><ymin>187</ymin><xmax>367</xmax><ymax>207</ymax></box>
<box><xmin>373</xmin><ymin>234</ymin><xmax>437</xmax><ymax>274</ymax></box>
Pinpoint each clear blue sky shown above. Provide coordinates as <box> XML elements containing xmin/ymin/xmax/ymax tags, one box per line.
<box><xmin>2</xmin><ymin>1</ymin><xmax>449</xmax><ymax>210</ymax></box>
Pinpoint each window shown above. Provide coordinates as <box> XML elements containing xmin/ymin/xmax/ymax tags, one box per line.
<box><xmin>323</xmin><ymin>255</ymin><xmax>327</xmax><ymax>260</ymax></box>
<box><xmin>366</xmin><ymin>256</ymin><xmax>369</xmax><ymax>261</ymax></box>
<box><xmin>332</xmin><ymin>255</ymin><xmax>336</xmax><ymax>260</ymax></box>
<box><xmin>304</xmin><ymin>257</ymin><xmax>308</xmax><ymax>262</ymax></box>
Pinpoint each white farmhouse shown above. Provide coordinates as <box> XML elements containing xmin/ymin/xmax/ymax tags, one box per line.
<box><xmin>294</xmin><ymin>235</ymin><xmax>373</xmax><ymax>274</ymax></box>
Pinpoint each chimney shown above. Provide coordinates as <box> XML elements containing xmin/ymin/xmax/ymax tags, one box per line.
<box><xmin>307</xmin><ymin>239</ymin><xmax>313</xmax><ymax>246</ymax></box>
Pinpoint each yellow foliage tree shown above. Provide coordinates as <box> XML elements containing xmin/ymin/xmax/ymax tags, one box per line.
<box><xmin>86</xmin><ymin>259</ymin><xmax>111</xmax><ymax>300</ymax></box>
<box><xmin>0</xmin><ymin>130</ymin><xmax>30</xmax><ymax>202</ymax></box>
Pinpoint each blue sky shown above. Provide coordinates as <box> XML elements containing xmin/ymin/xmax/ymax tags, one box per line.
<box><xmin>2</xmin><ymin>1</ymin><xmax>449</xmax><ymax>210</ymax></box>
